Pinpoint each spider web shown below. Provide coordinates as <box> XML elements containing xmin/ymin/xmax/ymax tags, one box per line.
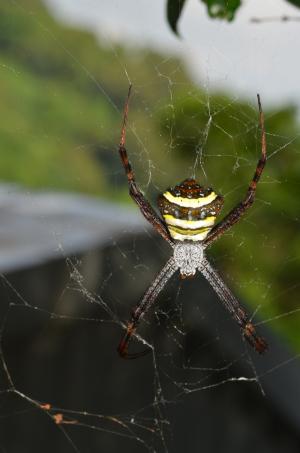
<box><xmin>1</xmin><ymin>0</ymin><xmax>300</xmax><ymax>452</ymax></box>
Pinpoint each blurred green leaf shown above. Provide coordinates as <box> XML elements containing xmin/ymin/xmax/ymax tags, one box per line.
<box><xmin>285</xmin><ymin>0</ymin><xmax>300</xmax><ymax>6</ymax></box>
<box><xmin>202</xmin><ymin>0</ymin><xmax>241</xmax><ymax>20</ymax></box>
<box><xmin>167</xmin><ymin>0</ymin><xmax>187</xmax><ymax>34</ymax></box>
<box><xmin>167</xmin><ymin>0</ymin><xmax>300</xmax><ymax>33</ymax></box>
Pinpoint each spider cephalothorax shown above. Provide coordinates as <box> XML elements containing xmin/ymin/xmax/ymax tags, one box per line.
<box><xmin>158</xmin><ymin>179</ymin><xmax>224</xmax><ymax>242</ymax></box>
<box><xmin>117</xmin><ymin>85</ymin><xmax>268</xmax><ymax>359</ymax></box>
<box><xmin>173</xmin><ymin>242</ymin><xmax>204</xmax><ymax>277</ymax></box>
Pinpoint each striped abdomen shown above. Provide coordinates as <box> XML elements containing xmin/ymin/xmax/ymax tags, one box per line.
<box><xmin>158</xmin><ymin>179</ymin><xmax>224</xmax><ymax>242</ymax></box>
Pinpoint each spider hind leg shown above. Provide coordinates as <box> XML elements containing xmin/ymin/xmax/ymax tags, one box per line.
<box><xmin>200</xmin><ymin>257</ymin><xmax>268</xmax><ymax>355</ymax></box>
<box><xmin>118</xmin><ymin>322</ymin><xmax>151</xmax><ymax>359</ymax></box>
<box><xmin>117</xmin><ymin>258</ymin><xmax>177</xmax><ymax>359</ymax></box>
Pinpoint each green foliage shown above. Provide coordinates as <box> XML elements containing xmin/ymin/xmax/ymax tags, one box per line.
<box><xmin>286</xmin><ymin>0</ymin><xmax>300</xmax><ymax>6</ymax></box>
<box><xmin>202</xmin><ymin>0</ymin><xmax>241</xmax><ymax>20</ymax></box>
<box><xmin>166</xmin><ymin>0</ymin><xmax>300</xmax><ymax>32</ymax></box>
<box><xmin>0</xmin><ymin>0</ymin><xmax>190</xmax><ymax>195</ymax></box>
<box><xmin>166</xmin><ymin>0</ymin><xmax>242</xmax><ymax>30</ymax></box>
<box><xmin>167</xmin><ymin>0</ymin><xmax>187</xmax><ymax>34</ymax></box>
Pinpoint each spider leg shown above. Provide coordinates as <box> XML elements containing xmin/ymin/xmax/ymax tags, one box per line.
<box><xmin>200</xmin><ymin>257</ymin><xmax>268</xmax><ymax>353</ymax></box>
<box><xmin>204</xmin><ymin>94</ymin><xmax>266</xmax><ymax>248</ymax></box>
<box><xmin>119</xmin><ymin>86</ymin><xmax>173</xmax><ymax>245</ymax></box>
<box><xmin>118</xmin><ymin>257</ymin><xmax>178</xmax><ymax>359</ymax></box>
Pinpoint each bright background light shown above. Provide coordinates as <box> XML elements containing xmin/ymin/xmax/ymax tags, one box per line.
<box><xmin>46</xmin><ymin>0</ymin><xmax>300</xmax><ymax>107</ymax></box>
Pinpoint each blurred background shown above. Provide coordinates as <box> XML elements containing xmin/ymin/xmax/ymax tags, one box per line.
<box><xmin>1</xmin><ymin>0</ymin><xmax>300</xmax><ymax>451</ymax></box>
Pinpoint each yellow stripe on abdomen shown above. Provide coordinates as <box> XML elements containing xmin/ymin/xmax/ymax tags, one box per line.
<box><xmin>168</xmin><ymin>225</ymin><xmax>212</xmax><ymax>242</ymax></box>
<box><xmin>163</xmin><ymin>214</ymin><xmax>216</xmax><ymax>230</ymax></box>
<box><xmin>163</xmin><ymin>191</ymin><xmax>217</xmax><ymax>208</ymax></box>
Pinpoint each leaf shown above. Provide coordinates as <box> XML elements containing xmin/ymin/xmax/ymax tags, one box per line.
<box><xmin>167</xmin><ymin>0</ymin><xmax>187</xmax><ymax>34</ymax></box>
<box><xmin>285</xmin><ymin>0</ymin><xmax>300</xmax><ymax>7</ymax></box>
<box><xmin>201</xmin><ymin>0</ymin><xmax>241</xmax><ymax>21</ymax></box>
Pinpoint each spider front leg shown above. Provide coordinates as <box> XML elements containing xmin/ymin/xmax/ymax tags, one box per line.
<box><xmin>204</xmin><ymin>94</ymin><xmax>266</xmax><ymax>247</ymax></box>
<box><xmin>118</xmin><ymin>258</ymin><xmax>178</xmax><ymax>359</ymax></box>
<box><xmin>200</xmin><ymin>257</ymin><xmax>267</xmax><ymax>353</ymax></box>
<box><xmin>118</xmin><ymin>85</ymin><xmax>173</xmax><ymax>245</ymax></box>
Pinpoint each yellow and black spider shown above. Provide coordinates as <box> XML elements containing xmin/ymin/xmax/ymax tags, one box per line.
<box><xmin>117</xmin><ymin>86</ymin><xmax>267</xmax><ymax>359</ymax></box>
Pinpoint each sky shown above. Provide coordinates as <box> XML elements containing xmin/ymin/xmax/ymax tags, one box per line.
<box><xmin>45</xmin><ymin>0</ymin><xmax>300</xmax><ymax>107</ymax></box>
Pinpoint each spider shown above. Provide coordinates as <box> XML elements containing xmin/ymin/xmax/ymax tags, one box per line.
<box><xmin>117</xmin><ymin>85</ymin><xmax>268</xmax><ymax>359</ymax></box>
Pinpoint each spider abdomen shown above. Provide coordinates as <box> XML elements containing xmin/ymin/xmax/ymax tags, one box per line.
<box><xmin>158</xmin><ymin>179</ymin><xmax>224</xmax><ymax>242</ymax></box>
